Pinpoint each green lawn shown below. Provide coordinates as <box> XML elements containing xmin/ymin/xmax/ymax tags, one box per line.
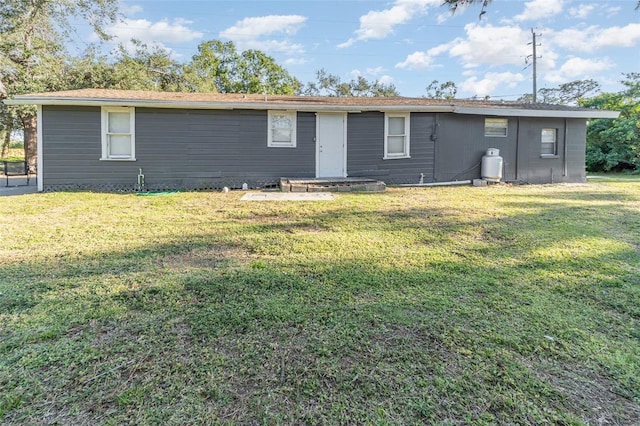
<box><xmin>1</xmin><ymin>182</ymin><xmax>639</xmax><ymax>425</ymax></box>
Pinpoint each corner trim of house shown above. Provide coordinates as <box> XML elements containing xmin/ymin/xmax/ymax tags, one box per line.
<box><xmin>37</xmin><ymin>105</ymin><xmax>43</xmax><ymax>192</ymax></box>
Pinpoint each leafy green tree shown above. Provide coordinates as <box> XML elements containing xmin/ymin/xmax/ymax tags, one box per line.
<box><xmin>518</xmin><ymin>79</ymin><xmax>601</xmax><ymax>106</ymax></box>
<box><xmin>58</xmin><ymin>47</ymin><xmax>114</xmax><ymax>90</ymax></box>
<box><xmin>425</xmin><ymin>80</ymin><xmax>457</xmax><ymax>100</ymax></box>
<box><xmin>303</xmin><ymin>69</ymin><xmax>346</xmax><ymax>97</ymax></box>
<box><xmin>0</xmin><ymin>101</ymin><xmax>21</xmax><ymax>158</ymax></box>
<box><xmin>0</xmin><ymin>0</ymin><xmax>119</xmax><ymax>165</ymax></box>
<box><xmin>110</xmin><ymin>41</ymin><xmax>188</xmax><ymax>91</ymax></box>
<box><xmin>62</xmin><ymin>42</ymin><xmax>188</xmax><ymax>92</ymax></box>
<box><xmin>233</xmin><ymin>49</ymin><xmax>301</xmax><ymax>94</ymax></box>
<box><xmin>185</xmin><ymin>40</ymin><xmax>301</xmax><ymax>94</ymax></box>
<box><xmin>621</xmin><ymin>72</ymin><xmax>640</xmax><ymax>97</ymax></box>
<box><xmin>582</xmin><ymin>74</ymin><xmax>640</xmax><ymax>172</ymax></box>
<box><xmin>537</xmin><ymin>80</ymin><xmax>600</xmax><ymax>105</ymax></box>
<box><xmin>303</xmin><ymin>68</ymin><xmax>399</xmax><ymax>97</ymax></box>
<box><xmin>183</xmin><ymin>40</ymin><xmax>236</xmax><ymax>93</ymax></box>
<box><xmin>1</xmin><ymin>5</ymin><xmax>63</xmax><ymax>164</ymax></box>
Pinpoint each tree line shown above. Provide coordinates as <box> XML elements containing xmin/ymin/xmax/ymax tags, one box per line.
<box><xmin>0</xmin><ymin>36</ymin><xmax>399</xmax><ymax>161</ymax></box>
<box><xmin>0</xmin><ymin>1</ymin><xmax>399</xmax><ymax>164</ymax></box>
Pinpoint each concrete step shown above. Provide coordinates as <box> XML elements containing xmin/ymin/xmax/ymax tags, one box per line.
<box><xmin>280</xmin><ymin>177</ymin><xmax>386</xmax><ymax>193</ymax></box>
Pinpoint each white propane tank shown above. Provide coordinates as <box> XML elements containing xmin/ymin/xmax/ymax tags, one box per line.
<box><xmin>481</xmin><ymin>148</ymin><xmax>504</xmax><ymax>182</ymax></box>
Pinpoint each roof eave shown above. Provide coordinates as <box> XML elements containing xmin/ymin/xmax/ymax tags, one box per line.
<box><xmin>5</xmin><ymin>96</ymin><xmax>621</xmax><ymax>119</ymax></box>
<box><xmin>4</xmin><ymin>96</ymin><xmax>456</xmax><ymax>113</ymax></box>
<box><xmin>454</xmin><ymin>106</ymin><xmax>620</xmax><ymax>119</ymax></box>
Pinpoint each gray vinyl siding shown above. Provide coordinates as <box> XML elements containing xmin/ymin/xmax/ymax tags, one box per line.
<box><xmin>434</xmin><ymin>114</ymin><xmax>517</xmax><ymax>182</ymax></box>
<box><xmin>565</xmin><ymin>119</ymin><xmax>587</xmax><ymax>182</ymax></box>
<box><xmin>41</xmin><ymin>106</ymin><xmax>315</xmax><ymax>190</ymax></box>
<box><xmin>135</xmin><ymin>108</ymin><xmax>315</xmax><ymax>189</ymax></box>
<box><xmin>41</xmin><ymin>106</ymin><xmax>139</xmax><ymax>188</ymax></box>
<box><xmin>433</xmin><ymin>115</ymin><xmax>586</xmax><ymax>184</ymax></box>
<box><xmin>516</xmin><ymin>117</ymin><xmax>586</xmax><ymax>184</ymax></box>
<box><xmin>40</xmin><ymin>105</ymin><xmax>588</xmax><ymax>191</ymax></box>
<box><xmin>347</xmin><ymin>112</ymin><xmax>435</xmax><ymax>184</ymax></box>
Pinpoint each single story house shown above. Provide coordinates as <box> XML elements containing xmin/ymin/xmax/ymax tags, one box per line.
<box><xmin>6</xmin><ymin>89</ymin><xmax>619</xmax><ymax>192</ymax></box>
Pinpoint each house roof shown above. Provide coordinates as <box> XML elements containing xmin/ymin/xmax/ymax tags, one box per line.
<box><xmin>5</xmin><ymin>88</ymin><xmax>620</xmax><ymax>119</ymax></box>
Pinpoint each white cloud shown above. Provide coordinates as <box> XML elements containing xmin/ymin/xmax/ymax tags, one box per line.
<box><xmin>349</xmin><ymin>69</ymin><xmax>363</xmax><ymax>79</ymax></box>
<box><xmin>533</xmin><ymin>54</ymin><xmax>560</xmax><ymax>77</ymax></box>
<box><xmin>105</xmin><ymin>18</ymin><xmax>203</xmax><ymax>53</ymax></box>
<box><xmin>514</xmin><ymin>0</ymin><xmax>564</xmax><ymax>22</ymax></box>
<box><xmin>569</xmin><ymin>4</ymin><xmax>595</xmax><ymax>19</ymax></box>
<box><xmin>396</xmin><ymin>23</ymin><xmax>546</xmax><ymax>70</ymax></box>
<box><xmin>378</xmin><ymin>75</ymin><xmax>394</xmax><ymax>85</ymax></box>
<box><xmin>584</xmin><ymin>24</ymin><xmax>640</xmax><ymax>49</ymax></box>
<box><xmin>548</xmin><ymin>28</ymin><xmax>589</xmax><ymax>51</ymax></box>
<box><xmin>395</xmin><ymin>22</ymin><xmax>596</xmax><ymax>93</ymax></box>
<box><xmin>338</xmin><ymin>0</ymin><xmax>441</xmax><ymax>48</ymax></box>
<box><xmin>220</xmin><ymin>15</ymin><xmax>306</xmax><ymax>40</ymax></box>
<box><xmin>365</xmin><ymin>66</ymin><xmax>385</xmax><ymax>76</ymax></box>
<box><xmin>550</xmin><ymin>24</ymin><xmax>640</xmax><ymax>53</ymax></box>
<box><xmin>544</xmin><ymin>57</ymin><xmax>614</xmax><ymax>83</ymax></box>
<box><xmin>395</xmin><ymin>51</ymin><xmax>436</xmax><ymax>70</ymax></box>
<box><xmin>219</xmin><ymin>15</ymin><xmax>307</xmax><ymax>54</ymax></box>
<box><xmin>460</xmin><ymin>72</ymin><xmax>526</xmax><ymax>97</ymax></box>
<box><xmin>440</xmin><ymin>23</ymin><xmax>532</xmax><ymax>67</ymax></box>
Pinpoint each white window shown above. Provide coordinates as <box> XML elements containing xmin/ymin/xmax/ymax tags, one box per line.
<box><xmin>485</xmin><ymin>118</ymin><xmax>508</xmax><ymax>137</ymax></box>
<box><xmin>384</xmin><ymin>113</ymin><xmax>410</xmax><ymax>159</ymax></box>
<box><xmin>101</xmin><ymin>107</ymin><xmax>135</xmax><ymax>160</ymax></box>
<box><xmin>268</xmin><ymin>111</ymin><xmax>296</xmax><ymax>148</ymax></box>
<box><xmin>541</xmin><ymin>128</ymin><xmax>557</xmax><ymax>157</ymax></box>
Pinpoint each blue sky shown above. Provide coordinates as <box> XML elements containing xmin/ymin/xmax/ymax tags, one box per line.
<box><xmin>79</xmin><ymin>0</ymin><xmax>640</xmax><ymax>99</ymax></box>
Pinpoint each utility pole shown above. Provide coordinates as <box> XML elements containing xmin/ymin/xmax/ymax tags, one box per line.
<box><xmin>527</xmin><ymin>28</ymin><xmax>542</xmax><ymax>102</ymax></box>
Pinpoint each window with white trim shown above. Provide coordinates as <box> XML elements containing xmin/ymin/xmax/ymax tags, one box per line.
<box><xmin>268</xmin><ymin>111</ymin><xmax>296</xmax><ymax>148</ymax></box>
<box><xmin>384</xmin><ymin>113</ymin><xmax>410</xmax><ymax>159</ymax></box>
<box><xmin>541</xmin><ymin>128</ymin><xmax>557</xmax><ymax>157</ymax></box>
<box><xmin>101</xmin><ymin>107</ymin><xmax>135</xmax><ymax>160</ymax></box>
<box><xmin>485</xmin><ymin>118</ymin><xmax>508</xmax><ymax>137</ymax></box>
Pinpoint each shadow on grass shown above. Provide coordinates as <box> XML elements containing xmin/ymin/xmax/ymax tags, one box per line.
<box><xmin>1</xmin><ymin>192</ymin><xmax>639</xmax><ymax>424</ymax></box>
<box><xmin>505</xmin><ymin>188</ymin><xmax>640</xmax><ymax>203</ymax></box>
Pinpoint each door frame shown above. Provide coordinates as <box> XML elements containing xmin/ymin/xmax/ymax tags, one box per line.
<box><xmin>315</xmin><ymin>112</ymin><xmax>347</xmax><ymax>178</ymax></box>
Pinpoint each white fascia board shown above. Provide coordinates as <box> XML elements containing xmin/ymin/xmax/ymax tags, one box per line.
<box><xmin>6</xmin><ymin>97</ymin><xmax>455</xmax><ymax>113</ymax></box>
<box><xmin>454</xmin><ymin>106</ymin><xmax>620</xmax><ymax>119</ymax></box>
<box><xmin>9</xmin><ymin>96</ymin><xmax>618</xmax><ymax>118</ymax></box>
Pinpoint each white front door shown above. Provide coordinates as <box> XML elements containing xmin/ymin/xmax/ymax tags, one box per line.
<box><xmin>316</xmin><ymin>113</ymin><xmax>347</xmax><ymax>178</ymax></box>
